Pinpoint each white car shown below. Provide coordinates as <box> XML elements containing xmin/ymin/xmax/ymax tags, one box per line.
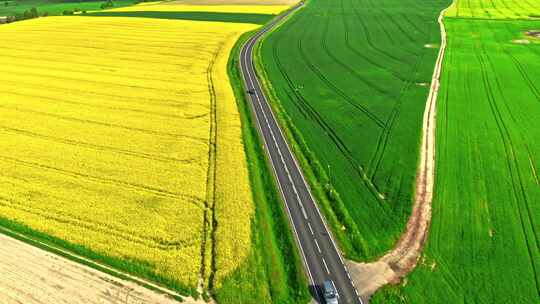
<box><xmin>323</xmin><ymin>280</ymin><xmax>339</xmax><ymax>304</ymax></box>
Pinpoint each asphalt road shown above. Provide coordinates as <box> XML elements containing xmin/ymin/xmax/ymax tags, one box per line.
<box><xmin>239</xmin><ymin>4</ymin><xmax>363</xmax><ymax>304</ymax></box>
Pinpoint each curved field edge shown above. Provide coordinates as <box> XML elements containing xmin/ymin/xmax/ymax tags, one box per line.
<box><xmin>253</xmin><ymin>0</ymin><xmax>369</xmax><ymax>262</ymax></box>
<box><xmin>217</xmin><ymin>26</ymin><xmax>310</xmax><ymax>304</ymax></box>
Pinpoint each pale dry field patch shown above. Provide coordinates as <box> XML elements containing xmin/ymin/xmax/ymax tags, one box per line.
<box><xmin>0</xmin><ymin>233</ymin><xmax>202</xmax><ymax>304</ymax></box>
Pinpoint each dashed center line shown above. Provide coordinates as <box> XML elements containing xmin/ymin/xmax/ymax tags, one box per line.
<box><xmin>314</xmin><ymin>238</ymin><xmax>322</xmax><ymax>253</ymax></box>
<box><xmin>322</xmin><ymin>258</ymin><xmax>330</xmax><ymax>275</ymax></box>
<box><xmin>308</xmin><ymin>222</ymin><xmax>314</xmax><ymax>235</ymax></box>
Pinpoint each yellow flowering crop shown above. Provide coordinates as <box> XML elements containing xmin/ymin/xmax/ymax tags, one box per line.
<box><xmin>0</xmin><ymin>7</ymin><xmax>260</xmax><ymax>292</ymax></box>
<box><xmin>445</xmin><ymin>0</ymin><xmax>540</xmax><ymax>19</ymax></box>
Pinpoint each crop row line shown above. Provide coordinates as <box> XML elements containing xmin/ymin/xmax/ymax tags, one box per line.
<box><xmin>340</xmin><ymin>0</ymin><xmax>407</xmax><ymax>83</ymax></box>
<box><xmin>8</xmin><ymin>25</ymin><xmax>226</xmax><ymax>37</ymax></box>
<box><xmin>3</xmin><ymin>29</ymin><xmax>223</xmax><ymax>47</ymax></box>
<box><xmin>297</xmin><ymin>19</ymin><xmax>385</xmax><ymax>128</ymax></box>
<box><xmin>0</xmin><ymin>125</ymin><xmax>199</xmax><ymax>164</ymax></box>
<box><xmin>0</xmin><ymin>74</ymin><xmax>207</xmax><ymax>108</ymax></box>
<box><xmin>0</xmin><ymin>155</ymin><xmax>204</xmax><ymax>205</ymax></box>
<box><xmin>0</xmin><ymin>194</ymin><xmax>199</xmax><ymax>250</ymax></box>
<box><xmin>472</xmin><ymin>20</ymin><xmax>540</xmax><ymax>295</ymax></box>
<box><xmin>8</xmin><ymin>60</ymin><xmax>206</xmax><ymax>87</ymax></box>
<box><xmin>0</xmin><ymin>86</ymin><xmax>208</xmax><ymax>121</ymax></box>
<box><xmin>321</xmin><ymin>15</ymin><xmax>399</xmax><ymax>102</ymax></box>
<box><xmin>0</xmin><ymin>51</ymin><xmax>207</xmax><ymax>75</ymax></box>
<box><xmin>0</xmin><ymin>104</ymin><xmax>208</xmax><ymax>143</ymax></box>
<box><xmin>291</xmin><ymin>9</ymin><xmax>390</xmax><ymax>209</ymax></box>
<box><xmin>199</xmin><ymin>40</ymin><xmax>222</xmax><ymax>293</ymax></box>
<box><xmin>349</xmin><ymin>1</ymin><xmax>405</xmax><ymax>65</ymax></box>
<box><xmin>4</xmin><ymin>44</ymin><xmax>210</xmax><ymax>67</ymax></box>
<box><xmin>0</xmin><ymin>65</ymin><xmax>206</xmax><ymax>93</ymax></box>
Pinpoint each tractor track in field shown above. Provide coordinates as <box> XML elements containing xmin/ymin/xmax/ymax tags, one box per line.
<box><xmin>0</xmin><ymin>155</ymin><xmax>203</xmax><ymax>205</ymax></box>
<box><xmin>341</xmin><ymin>0</ymin><xmax>408</xmax><ymax>83</ymax></box>
<box><xmin>0</xmin><ymin>105</ymin><xmax>207</xmax><ymax>142</ymax></box>
<box><xmin>350</xmin><ymin>3</ymin><xmax>404</xmax><ymax>65</ymax></box>
<box><xmin>0</xmin><ymin>125</ymin><xmax>197</xmax><ymax>164</ymax></box>
<box><xmin>0</xmin><ymin>88</ymin><xmax>206</xmax><ymax>121</ymax></box>
<box><xmin>297</xmin><ymin>28</ymin><xmax>390</xmax><ymax>201</ymax></box>
<box><xmin>473</xmin><ymin>20</ymin><xmax>540</xmax><ymax>294</ymax></box>
<box><xmin>346</xmin><ymin>6</ymin><xmax>448</xmax><ymax>301</ymax></box>
<box><xmin>199</xmin><ymin>40</ymin><xmax>221</xmax><ymax>294</ymax></box>
<box><xmin>363</xmin><ymin>8</ymin><xmax>438</xmax><ymax>181</ymax></box>
<box><xmin>321</xmin><ymin>15</ymin><xmax>397</xmax><ymax>99</ymax></box>
<box><xmin>296</xmin><ymin>21</ymin><xmax>386</xmax><ymax>128</ymax></box>
<box><xmin>270</xmin><ymin>12</ymin><xmax>388</xmax><ymax>204</ymax></box>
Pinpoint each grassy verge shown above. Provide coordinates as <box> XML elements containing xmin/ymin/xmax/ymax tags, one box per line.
<box><xmin>213</xmin><ymin>28</ymin><xmax>310</xmax><ymax>304</ymax></box>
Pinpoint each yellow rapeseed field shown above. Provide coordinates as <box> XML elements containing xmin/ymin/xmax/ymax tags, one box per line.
<box><xmin>0</xmin><ymin>3</ymin><xmax>284</xmax><ymax>292</ymax></box>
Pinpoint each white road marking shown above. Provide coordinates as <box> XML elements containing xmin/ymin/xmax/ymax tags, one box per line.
<box><xmin>314</xmin><ymin>238</ymin><xmax>322</xmax><ymax>253</ymax></box>
<box><xmin>322</xmin><ymin>258</ymin><xmax>330</xmax><ymax>275</ymax></box>
<box><xmin>308</xmin><ymin>222</ymin><xmax>314</xmax><ymax>235</ymax></box>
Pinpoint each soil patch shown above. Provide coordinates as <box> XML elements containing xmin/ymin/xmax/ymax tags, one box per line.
<box><xmin>525</xmin><ymin>30</ymin><xmax>540</xmax><ymax>38</ymax></box>
<box><xmin>512</xmin><ymin>39</ymin><xmax>531</xmax><ymax>44</ymax></box>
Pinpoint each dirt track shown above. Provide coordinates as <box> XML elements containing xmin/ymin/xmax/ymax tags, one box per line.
<box><xmin>0</xmin><ymin>233</ymin><xmax>203</xmax><ymax>304</ymax></box>
<box><xmin>346</xmin><ymin>6</ymin><xmax>449</xmax><ymax>302</ymax></box>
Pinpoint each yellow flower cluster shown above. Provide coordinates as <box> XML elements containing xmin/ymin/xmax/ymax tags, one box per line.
<box><xmin>0</xmin><ymin>7</ymin><xmax>259</xmax><ymax>290</ymax></box>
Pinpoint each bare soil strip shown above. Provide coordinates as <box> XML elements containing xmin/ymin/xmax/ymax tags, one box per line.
<box><xmin>346</xmin><ymin>6</ymin><xmax>449</xmax><ymax>302</ymax></box>
<box><xmin>0</xmin><ymin>233</ymin><xmax>203</xmax><ymax>304</ymax></box>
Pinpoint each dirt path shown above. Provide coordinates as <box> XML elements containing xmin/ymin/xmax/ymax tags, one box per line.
<box><xmin>0</xmin><ymin>233</ymin><xmax>204</xmax><ymax>304</ymax></box>
<box><xmin>346</xmin><ymin>6</ymin><xmax>449</xmax><ymax>302</ymax></box>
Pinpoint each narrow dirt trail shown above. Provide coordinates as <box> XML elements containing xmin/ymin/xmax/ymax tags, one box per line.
<box><xmin>0</xmin><ymin>233</ymin><xmax>203</xmax><ymax>304</ymax></box>
<box><xmin>346</xmin><ymin>6</ymin><xmax>449</xmax><ymax>302</ymax></box>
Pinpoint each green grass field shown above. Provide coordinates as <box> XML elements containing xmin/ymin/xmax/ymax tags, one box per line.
<box><xmin>259</xmin><ymin>0</ymin><xmax>450</xmax><ymax>260</ymax></box>
<box><xmin>0</xmin><ymin>0</ymin><xmax>137</xmax><ymax>17</ymax></box>
<box><xmin>372</xmin><ymin>11</ymin><xmax>540</xmax><ymax>304</ymax></box>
